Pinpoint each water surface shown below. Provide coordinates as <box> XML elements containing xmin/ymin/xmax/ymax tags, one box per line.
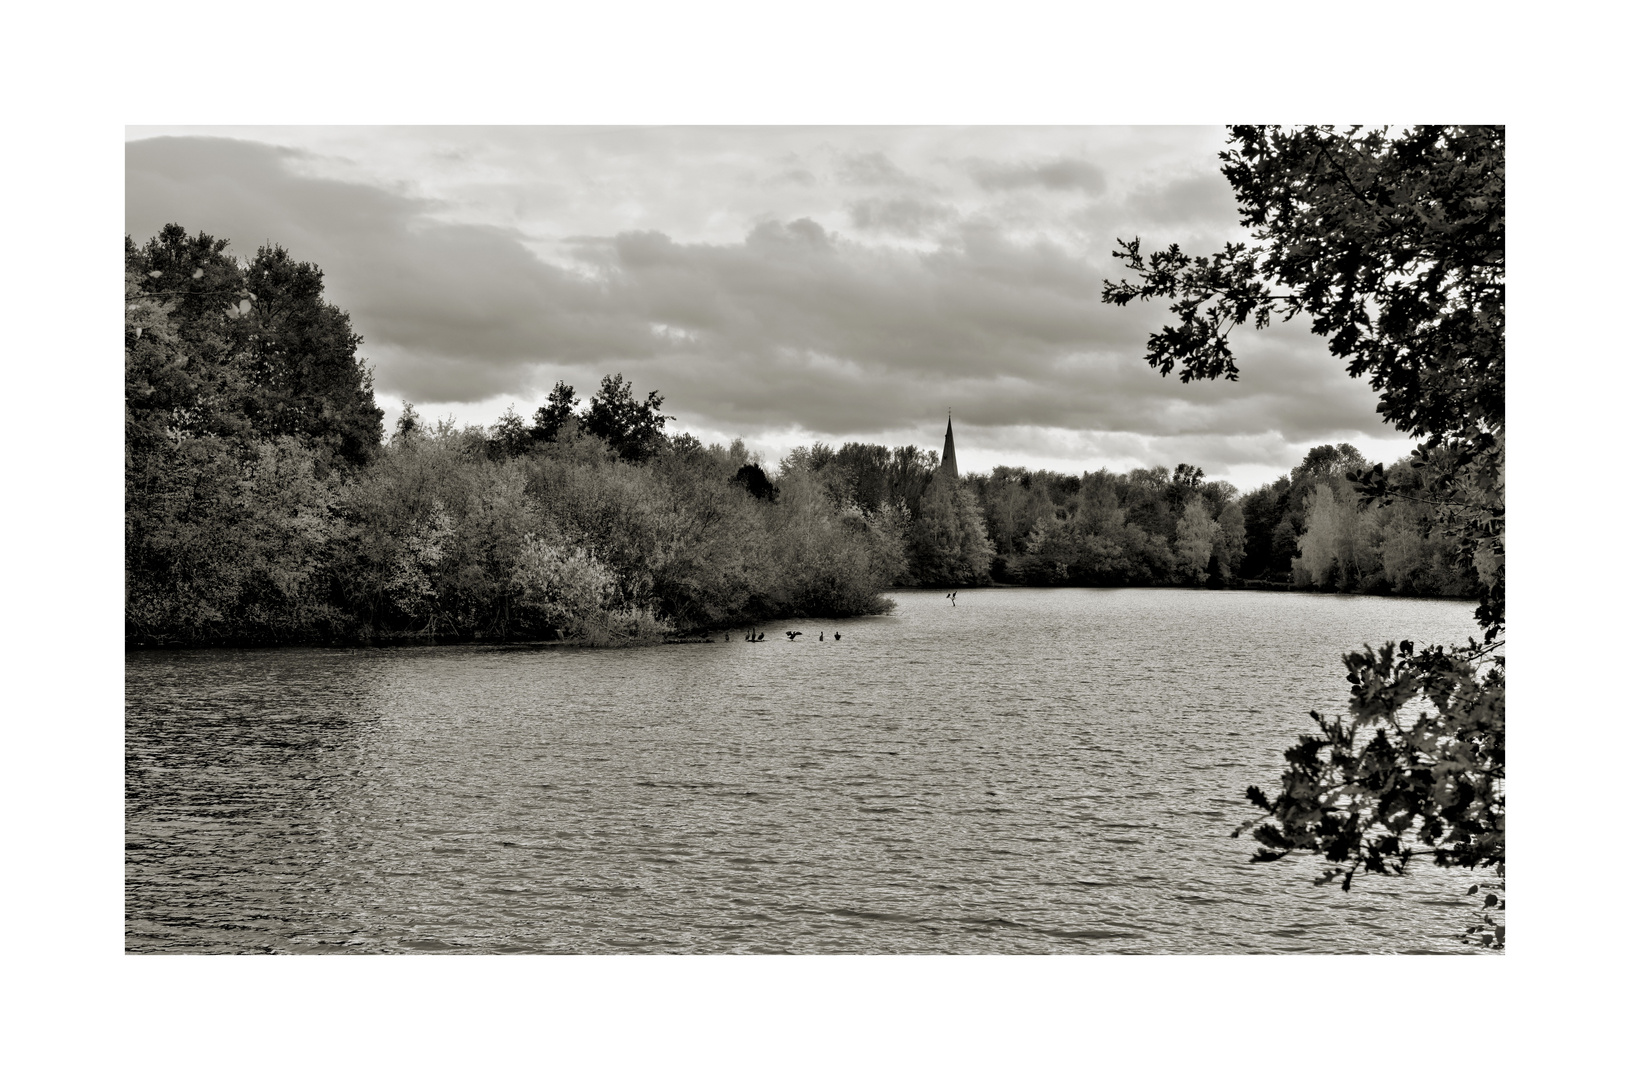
<box><xmin>126</xmin><ymin>588</ymin><xmax>1492</xmax><ymax>953</ymax></box>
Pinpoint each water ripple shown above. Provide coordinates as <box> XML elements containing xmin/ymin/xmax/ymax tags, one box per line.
<box><xmin>127</xmin><ymin>588</ymin><xmax>1489</xmax><ymax>953</ymax></box>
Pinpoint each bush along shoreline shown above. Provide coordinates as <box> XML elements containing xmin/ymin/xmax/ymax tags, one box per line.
<box><xmin>126</xmin><ymin>225</ymin><xmax>1478</xmax><ymax>650</ymax></box>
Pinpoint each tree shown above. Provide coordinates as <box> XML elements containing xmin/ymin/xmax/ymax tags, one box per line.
<box><xmin>125</xmin><ymin>226</ymin><xmax>385</xmax><ymax>470</ymax></box>
<box><xmin>1174</xmin><ymin>497</ymin><xmax>1219</xmax><ymax>583</ymax></box>
<box><xmin>730</xmin><ymin>462</ymin><xmax>778</xmax><ymax>501</ymax></box>
<box><xmin>393</xmin><ymin>402</ymin><xmax>423</xmax><ymax>444</ymax></box>
<box><xmin>1281</xmin><ymin>443</ymin><xmax>1368</xmax><ymax>533</ymax></box>
<box><xmin>907</xmin><ymin>476</ymin><xmax>995</xmax><ymax>587</ymax></box>
<box><xmin>1237</xmin><ymin>478</ymin><xmax>1289</xmax><ymax>580</ymax></box>
<box><xmin>124</xmin><ymin>231</ymin><xmax>254</xmax><ymax>451</ymax></box>
<box><xmin>1292</xmin><ymin>482</ymin><xmax>1365</xmax><ymax>589</ymax></box>
<box><xmin>487</xmin><ymin>406</ymin><xmax>531</xmax><ymax>460</ymax></box>
<box><xmin>583</xmin><ymin>373</ymin><xmax>672</xmax><ymax>462</ymax></box>
<box><xmin>531</xmin><ymin>380</ymin><xmax>580</xmax><ymax>443</ymax></box>
<box><xmin>125</xmin><ymin>227</ymin><xmax>382</xmax><ymax>644</ymax></box>
<box><xmin>240</xmin><ymin>243</ymin><xmax>385</xmax><ymax>469</ymax></box>
<box><xmin>1213</xmin><ymin>501</ymin><xmax>1246</xmax><ymax>582</ymax></box>
<box><xmin>1102</xmin><ymin>126</ymin><xmax>1504</xmax><ymax>934</ymax></box>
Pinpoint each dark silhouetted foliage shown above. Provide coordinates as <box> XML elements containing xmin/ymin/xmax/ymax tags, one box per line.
<box><xmin>583</xmin><ymin>373</ymin><xmax>672</xmax><ymax>463</ymax></box>
<box><xmin>1103</xmin><ymin>126</ymin><xmax>1503</xmax><ymax>938</ymax></box>
<box><xmin>531</xmin><ymin>381</ymin><xmax>579</xmax><ymax>444</ymax></box>
<box><xmin>730</xmin><ymin>463</ymin><xmax>778</xmax><ymax>501</ymax></box>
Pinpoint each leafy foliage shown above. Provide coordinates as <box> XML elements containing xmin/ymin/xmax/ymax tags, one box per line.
<box><xmin>239</xmin><ymin>243</ymin><xmax>385</xmax><ymax>467</ymax></box>
<box><xmin>583</xmin><ymin>373</ymin><xmax>673</xmax><ymax>463</ymax></box>
<box><xmin>1238</xmin><ymin>639</ymin><xmax>1504</xmax><ymax>888</ymax></box>
<box><xmin>1461</xmin><ymin>882</ymin><xmax>1506</xmax><ymax>950</ymax></box>
<box><xmin>530</xmin><ymin>381</ymin><xmax>580</xmax><ymax>444</ymax></box>
<box><xmin>126</xmin><ymin>233</ymin><xmax>906</xmax><ymax>647</ymax></box>
<box><xmin>906</xmin><ymin>475</ymin><xmax>995</xmax><ymax>588</ymax></box>
<box><xmin>512</xmin><ymin>535</ymin><xmax>667</xmax><ymax>645</ymax></box>
<box><xmin>730</xmin><ymin>462</ymin><xmax>778</xmax><ymax>501</ymax></box>
<box><xmin>1174</xmin><ymin>496</ymin><xmax>1220</xmax><ymax>583</ymax></box>
<box><xmin>1101</xmin><ymin>126</ymin><xmax>1505</xmax><ymax>940</ymax></box>
<box><xmin>1102</xmin><ymin>126</ymin><xmax>1503</xmax><ymax>444</ymax></box>
<box><xmin>125</xmin><ymin>225</ymin><xmax>384</xmax><ymax>470</ymax></box>
<box><xmin>1103</xmin><ymin>125</ymin><xmax>1503</xmax><ymax>634</ymax></box>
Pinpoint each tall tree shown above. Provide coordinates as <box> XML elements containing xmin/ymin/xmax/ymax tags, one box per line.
<box><xmin>125</xmin><ymin>227</ymin><xmax>385</xmax><ymax>469</ymax></box>
<box><xmin>241</xmin><ymin>243</ymin><xmax>384</xmax><ymax>469</ymax></box>
<box><xmin>1284</xmin><ymin>443</ymin><xmax>1369</xmax><ymax>532</ymax></box>
<box><xmin>1174</xmin><ymin>496</ymin><xmax>1219</xmax><ymax>583</ymax></box>
<box><xmin>907</xmin><ymin>476</ymin><xmax>995</xmax><ymax>587</ymax></box>
<box><xmin>583</xmin><ymin>373</ymin><xmax>672</xmax><ymax>462</ymax></box>
<box><xmin>487</xmin><ymin>406</ymin><xmax>531</xmax><ymax>460</ymax></box>
<box><xmin>531</xmin><ymin>380</ymin><xmax>580</xmax><ymax>443</ymax></box>
<box><xmin>1102</xmin><ymin>126</ymin><xmax>1504</xmax><ymax>932</ymax></box>
<box><xmin>124</xmin><ymin>228</ymin><xmax>255</xmax><ymax>448</ymax></box>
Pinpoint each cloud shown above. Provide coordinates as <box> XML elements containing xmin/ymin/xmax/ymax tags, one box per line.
<box><xmin>126</xmin><ymin>132</ymin><xmax>1396</xmax><ymax>480</ymax></box>
<box><xmin>127</xmin><ymin>137</ymin><xmax>653</xmax><ymax>401</ymax></box>
<box><xmin>1122</xmin><ymin>169</ymin><xmax>1241</xmax><ymax>226</ymax></box>
<box><xmin>969</xmin><ymin>156</ymin><xmax>1107</xmax><ymax>195</ymax></box>
<box><xmin>847</xmin><ymin>196</ymin><xmax>957</xmax><ymax>237</ymax></box>
<box><xmin>836</xmin><ymin>151</ymin><xmax>919</xmax><ymax>188</ymax></box>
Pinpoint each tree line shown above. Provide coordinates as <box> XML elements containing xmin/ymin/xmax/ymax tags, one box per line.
<box><xmin>127</xmin><ymin>221</ymin><xmax>1475</xmax><ymax>648</ymax></box>
<box><xmin>774</xmin><ymin>438</ymin><xmax>1475</xmax><ymax>597</ymax></box>
<box><xmin>126</xmin><ymin>225</ymin><xmax>903</xmax><ymax>647</ymax></box>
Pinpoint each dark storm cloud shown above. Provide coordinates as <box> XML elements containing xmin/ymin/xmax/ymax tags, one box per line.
<box><xmin>126</xmin><ymin>133</ymin><xmax>1392</xmax><ymax>459</ymax></box>
<box><xmin>127</xmin><ymin>137</ymin><xmax>653</xmax><ymax>400</ymax></box>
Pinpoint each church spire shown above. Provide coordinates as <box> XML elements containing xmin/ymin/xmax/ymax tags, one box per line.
<box><xmin>940</xmin><ymin>410</ymin><xmax>959</xmax><ymax>480</ymax></box>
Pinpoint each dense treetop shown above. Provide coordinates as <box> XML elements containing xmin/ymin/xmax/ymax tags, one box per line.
<box><xmin>126</xmin><ymin>224</ymin><xmax>385</xmax><ymax>469</ymax></box>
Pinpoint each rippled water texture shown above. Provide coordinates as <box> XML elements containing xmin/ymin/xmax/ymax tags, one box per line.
<box><xmin>127</xmin><ymin>589</ymin><xmax>1492</xmax><ymax>953</ymax></box>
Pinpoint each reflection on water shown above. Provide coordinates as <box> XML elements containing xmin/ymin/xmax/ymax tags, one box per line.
<box><xmin>127</xmin><ymin>588</ymin><xmax>1491</xmax><ymax>953</ymax></box>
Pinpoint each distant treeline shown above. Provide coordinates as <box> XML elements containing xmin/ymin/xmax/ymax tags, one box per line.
<box><xmin>779</xmin><ymin>440</ymin><xmax>1474</xmax><ymax>596</ymax></box>
<box><xmin>126</xmin><ymin>226</ymin><xmax>1473</xmax><ymax>648</ymax></box>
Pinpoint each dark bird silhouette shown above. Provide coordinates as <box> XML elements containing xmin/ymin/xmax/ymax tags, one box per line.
<box><xmin>833</xmin><ymin>632</ymin><xmax>841</xmax><ymax>641</ymax></box>
<box><xmin>786</xmin><ymin>630</ymin><xmax>802</xmax><ymax>640</ymax></box>
<box><xmin>948</xmin><ymin>591</ymin><xmax>957</xmax><ymax>606</ymax></box>
<box><xmin>819</xmin><ymin>631</ymin><xmax>824</xmax><ymax>642</ymax></box>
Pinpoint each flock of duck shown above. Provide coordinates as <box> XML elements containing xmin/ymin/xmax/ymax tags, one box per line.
<box><xmin>724</xmin><ymin>592</ymin><xmax>957</xmax><ymax>644</ymax></box>
<box><xmin>726</xmin><ymin>630</ymin><xmax>841</xmax><ymax>642</ymax></box>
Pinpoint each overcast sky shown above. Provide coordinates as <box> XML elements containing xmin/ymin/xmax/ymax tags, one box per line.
<box><xmin>125</xmin><ymin>126</ymin><xmax>1410</xmax><ymax>486</ymax></box>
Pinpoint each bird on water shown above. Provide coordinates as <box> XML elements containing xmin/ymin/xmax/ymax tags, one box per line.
<box><xmin>833</xmin><ymin>632</ymin><xmax>841</xmax><ymax>641</ymax></box>
<box><xmin>786</xmin><ymin>630</ymin><xmax>802</xmax><ymax>640</ymax></box>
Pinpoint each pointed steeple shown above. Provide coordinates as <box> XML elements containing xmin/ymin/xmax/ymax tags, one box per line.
<box><xmin>940</xmin><ymin>411</ymin><xmax>959</xmax><ymax>480</ymax></box>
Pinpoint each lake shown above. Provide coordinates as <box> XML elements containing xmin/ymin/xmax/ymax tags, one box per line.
<box><xmin>125</xmin><ymin>587</ymin><xmax>1492</xmax><ymax>953</ymax></box>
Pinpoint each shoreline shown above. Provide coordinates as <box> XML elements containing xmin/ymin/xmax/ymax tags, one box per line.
<box><xmin>123</xmin><ymin>585</ymin><xmax>1475</xmax><ymax>653</ymax></box>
